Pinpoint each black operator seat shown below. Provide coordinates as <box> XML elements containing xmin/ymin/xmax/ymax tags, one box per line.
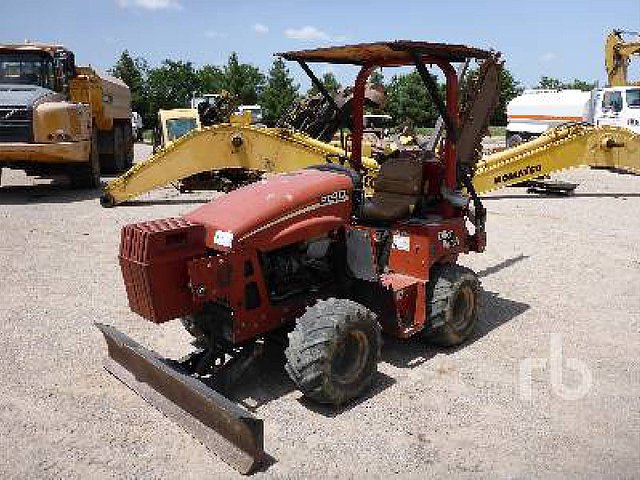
<box><xmin>359</xmin><ymin>156</ymin><xmax>425</xmax><ymax>222</ymax></box>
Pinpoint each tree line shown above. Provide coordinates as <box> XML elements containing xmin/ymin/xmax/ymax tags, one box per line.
<box><xmin>111</xmin><ymin>50</ymin><xmax>597</xmax><ymax>130</ymax></box>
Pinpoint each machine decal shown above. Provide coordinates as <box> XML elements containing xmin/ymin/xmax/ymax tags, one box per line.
<box><xmin>213</xmin><ymin>230</ymin><xmax>234</xmax><ymax>248</ymax></box>
<box><xmin>494</xmin><ymin>164</ymin><xmax>542</xmax><ymax>184</ymax></box>
<box><xmin>437</xmin><ymin>230</ymin><xmax>460</xmax><ymax>249</ymax></box>
<box><xmin>320</xmin><ymin>189</ymin><xmax>348</xmax><ymax>206</ymax></box>
<box><xmin>392</xmin><ymin>234</ymin><xmax>411</xmax><ymax>252</ymax></box>
<box><xmin>240</xmin><ymin>201</ymin><xmax>325</xmax><ymax>240</ymax></box>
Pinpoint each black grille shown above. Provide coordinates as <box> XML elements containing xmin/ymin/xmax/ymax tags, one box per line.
<box><xmin>0</xmin><ymin>106</ymin><xmax>32</xmax><ymax>142</ymax></box>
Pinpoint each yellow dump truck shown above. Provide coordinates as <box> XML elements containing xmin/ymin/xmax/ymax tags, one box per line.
<box><xmin>0</xmin><ymin>43</ymin><xmax>133</xmax><ymax>188</ymax></box>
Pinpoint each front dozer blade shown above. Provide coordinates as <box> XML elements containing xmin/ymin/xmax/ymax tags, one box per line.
<box><xmin>96</xmin><ymin>323</ymin><xmax>264</xmax><ymax>474</ymax></box>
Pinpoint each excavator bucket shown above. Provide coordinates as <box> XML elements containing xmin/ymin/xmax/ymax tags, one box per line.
<box><xmin>96</xmin><ymin>323</ymin><xmax>264</xmax><ymax>474</ymax></box>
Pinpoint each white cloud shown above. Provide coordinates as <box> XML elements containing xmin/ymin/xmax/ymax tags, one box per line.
<box><xmin>284</xmin><ymin>26</ymin><xmax>330</xmax><ymax>41</ymax></box>
<box><xmin>116</xmin><ymin>0</ymin><xmax>182</xmax><ymax>10</ymax></box>
<box><xmin>205</xmin><ymin>30</ymin><xmax>228</xmax><ymax>39</ymax></box>
<box><xmin>253</xmin><ymin>23</ymin><xmax>269</xmax><ymax>34</ymax></box>
<box><xmin>539</xmin><ymin>52</ymin><xmax>557</xmax><ymax>62</ymax></box>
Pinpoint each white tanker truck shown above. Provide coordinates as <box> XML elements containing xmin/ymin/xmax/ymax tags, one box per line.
<box><xmin>506</xmin><ymin>86</ymin><xmax>640</xmax><ymax>146</ymax></box>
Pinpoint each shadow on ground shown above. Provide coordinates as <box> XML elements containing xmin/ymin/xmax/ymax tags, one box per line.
<box><xmin>230</xmin><ymin>291</ymin><xmax>529</xmax><ymax>415</ymax></box>
<box><xmin>119</xmin><ymin>197</ymin><xmax>213</xmax><ymax>207</ymax></box>
<box><xmin>482</xmin><ymin>192</ymin><xmax>640</xmax><ymax>200</ymax></box>
<box><xmin>382</xmin><ymin>289</ymin><xmax>530</xmax><ymax>370</ymax></box>
<box><xmin>0</xmin><ymin>181</ymin><xmax>101</xmax><ymax>205</ymax></box>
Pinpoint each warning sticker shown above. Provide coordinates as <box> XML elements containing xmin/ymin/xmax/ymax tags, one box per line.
<box><xmin>392</xmin><ymin>234</ymin><xmax>410</xmax><ymax>252</ymax></box>
<box><xmin>213</xmin><ymin>230</ymin><xmax>234</xmax><ymax>248</ymax></box>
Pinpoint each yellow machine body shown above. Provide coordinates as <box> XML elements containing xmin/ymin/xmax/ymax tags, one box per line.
<box><xmin>102</xmin><ymin>124</ymin><xmax>379</xmax><ymax>206</ymax></box>
<box><xmin>0</xmin><ymin>43</ymin><xmax>132</xmax><ymax>185</ymax></box>
<box><xmin>474</xmin><ymin>124</ymin><xmax>640</xmax><ymax>193</ymax></box>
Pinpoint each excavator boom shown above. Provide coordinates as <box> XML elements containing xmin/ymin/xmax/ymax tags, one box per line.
<box><xmin>474</xmin><ymin>124</ymin><xmax>640</xmax><ymax>194</ymax></box>
<box><xmin>101</xmin><ymin>124</ymin><xmax>378</xmax><ymax>206</ymax></box>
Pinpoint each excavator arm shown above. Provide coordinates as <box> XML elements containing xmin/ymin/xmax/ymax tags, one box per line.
<box><xmin>473</xmin><ymin>124</ymin><xmax>640</xmax><ymax>194</ymax></box>
<box><xmin>101</xmin><ymin>124</ymin><xmax>378</xmax><ymax>206</ymax></box>
<box><xmin>605</xmin><ymin>30</ymin><xmax>640</xmax><ymax>87</ymax></box>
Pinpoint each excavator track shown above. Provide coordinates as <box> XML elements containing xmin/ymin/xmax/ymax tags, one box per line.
<box><xmin>473</xmin><ymin>124</ymin><xmax>640</xmax><ymax>194</ymax></box>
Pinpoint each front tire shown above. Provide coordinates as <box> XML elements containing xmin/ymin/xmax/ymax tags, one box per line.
<box><xmin>70</xmin><ymin>130</ymin><xmax>100</xmax><ymax>189</ymax></box>
<box><xmin>423</xmin><ymin>264</ymin><xmax>480</xmax><ymax>347</ymax></box>
<box><xmin>285</xmin><ymin>298</ymin><xmax>381</xmax><ymax>406</ymax></box>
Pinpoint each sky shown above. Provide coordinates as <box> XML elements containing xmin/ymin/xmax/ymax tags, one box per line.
<box><xmin>2</xmin><ymin>0</ymin><xmax>639</xmax><ymax>90</ymax></box>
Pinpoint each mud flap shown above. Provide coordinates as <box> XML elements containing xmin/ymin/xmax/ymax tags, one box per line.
<box><xmin>96</xmin><ymin>323</ymin><xmax>264</xmax><ymax>474</ymax></box>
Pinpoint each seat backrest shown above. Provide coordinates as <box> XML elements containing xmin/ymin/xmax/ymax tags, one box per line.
<box><xmin>359</xmin><ymin>156</ymin><xmax>425</xmax><ymax>223</ymax></box>
<box><xmin>374</xmin><ymin>156</ymin><xmax>424</xmax><ymax>196</ymax></box>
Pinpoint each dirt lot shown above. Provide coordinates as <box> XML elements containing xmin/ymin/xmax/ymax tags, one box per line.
<box><xmin>0</xmin><ymin>144</ymin><xmax>638</xmax><ymax>479</ymax></box>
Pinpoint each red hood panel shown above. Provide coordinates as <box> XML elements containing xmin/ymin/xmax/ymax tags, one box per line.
<box><xmin>185</xmin><ymin>170</ymin><xmax>354</xmax><ymax>246</ymax></box>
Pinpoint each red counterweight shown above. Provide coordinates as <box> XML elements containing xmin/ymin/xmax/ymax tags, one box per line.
<box><xmin>119</xmin><ymin>217</ymin><xmax>206</xmax><ymax>323</ymax></box>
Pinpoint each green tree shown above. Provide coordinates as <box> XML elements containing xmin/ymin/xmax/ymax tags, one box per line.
<box><xmin>259</xmin><ymin>57</ymin><xmax>299</xmax><ymax>124</ymax></box>
<box><xmin>537</xmin><ymin>76</ymin><xmax>563</xmax><ymax>89</ymax></box>
<box><xmin>146</xmin><ymin>60</ymin><xmax>200</xmax><ymax>115</ymax></box>
<box><xmin>385</xmin><ymin>70</ymin><xmax>439</xmax><ymax>127</ymax></box>
<box><xmin>562</xmin><ymin>78</ymin><xmax>598</xmax><ymax>91</ymax></box>
<box><xmin>369</xmin><ymin>69</ymin><xmax>385</xmax><ymax>88</ymax></box>
<box><xmin>493</xmin><ymin>67</ymin><xmax>522</xmax><ymax>125</ymax></box>
<box><xmin>461</xmin><ymin>66</ymin><xmax>522</xmax><ymax>126</ymax></box>
<box><xmin>110</xmin><ymin>50</ymin><xmax>148</xmax><ymax>120</ymax></box>
<box><xmin>221</xmin><ymin>52</ymin><xmax>265</xmax><ymax>104</ymax></box>
<box><xmin>308</xmin><ymin>72</ymin><xmax>341</xmax><ymax>96</ymax></box>
<box><xmin>198</xmin><ymin>64</ymin><xmax>226</xmax><ymax>94</ymax></box>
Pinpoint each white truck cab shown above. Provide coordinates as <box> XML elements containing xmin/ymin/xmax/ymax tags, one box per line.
<box><xmin>591</xmin><ymin>86</ymin><xmax>640</xmax><ymax>133</ymax></box>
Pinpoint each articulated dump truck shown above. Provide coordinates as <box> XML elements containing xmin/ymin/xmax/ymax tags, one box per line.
<box><xmin>0</xmin><ymin>43</ymin><xmax>133</xmax><ymax>188</ymax></box>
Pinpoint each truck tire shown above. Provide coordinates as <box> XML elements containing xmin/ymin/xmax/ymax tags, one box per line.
<box><xmin>422</xmin><ymin>264</ymin><xmax>479</xmax><ymax>347</ymax></box>
<box><xmin>285</xmin><ymin>298</ymin><xmax>381</xmax><ymax>406</ymax></box>
<box><xmin>123</xmin><ymin>121</ymin><xmax>134</xmax><ymax>169</ymax></box>
<box><xmin>70</xmin><ymin>130</ymin><xmax>100</xmax><ymax>189</ymax></box>
<box><xmin>506</xmin><ymin>133</ymin><xmax>525</xmax><ymax>148</ymax></box>
<box><xmin>113</xmin><ymin>123</ymin><xmax>127</xmax><ymax>172</ymax></box>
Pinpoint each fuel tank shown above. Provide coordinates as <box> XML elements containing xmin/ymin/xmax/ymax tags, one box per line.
<box><xmin>185</xmin><ymin>168</ymin><xmax>355</xmax><ymax>250</ymax></box>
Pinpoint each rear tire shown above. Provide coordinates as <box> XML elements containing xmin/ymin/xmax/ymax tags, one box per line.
<box><xmin>422</xmin><ymin>264</ymin><xmax>479</xmax><ymax>347</ymax></box>
<box><xmin>506</xmin><ymin>133</ymin><xmax>524</xmax><ymax>148</ymax></box>
<box><xmin>70</xmin><ymin>130</ymin><xmax>100</xmax><ymax>189</ymax></box>
<box><xmin>285</xmin><ymin>298</ymin><xmax>381</xmax><ymax>406</ymax></box>
<box><xmin>113</xmin><ymin>123</ymin><xmax>127</xmax><ymax>172</ymax></box>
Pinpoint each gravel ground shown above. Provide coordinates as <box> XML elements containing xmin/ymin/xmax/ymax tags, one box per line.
<box><xmin>0</xmin><ymin>143</ymin><xmax>638</xmax><ymax>479</ymax></box>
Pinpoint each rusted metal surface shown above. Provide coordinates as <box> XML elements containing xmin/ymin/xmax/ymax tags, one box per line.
<box><xmin>457</xmin><ymin>55</ymin><xmax>503</xmax><ymax>169</ymax></box>
<box><xmin>96</xmin><ymin>323</ymin><xmax>265</xmax><ymax>475</ymax></box>
<box><xmin>278</xmin><ymin>41</ymin><xmax>492</xmax><ymax>65</ymax></box>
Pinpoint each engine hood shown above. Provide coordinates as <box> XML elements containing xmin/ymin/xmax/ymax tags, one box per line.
<box><xmin>0</xmin><ymin>84</ymin><xmax>59</xmax><ymax>107</ymax></box>
<box><xmin>185</xmin><ymin>169</ymin><xmax>355</xmax><ymax>249</ymax></box>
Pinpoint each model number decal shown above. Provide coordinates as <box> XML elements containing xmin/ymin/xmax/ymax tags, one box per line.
<box><xmin>437</xmin><ymin>230</ymin><xmax>459</xmax><ymax>249</ymax></box>
<box><xmin>320</xmin><ymin>190</ymin><xmax>348</xmax><ymax>206</ymax></box>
